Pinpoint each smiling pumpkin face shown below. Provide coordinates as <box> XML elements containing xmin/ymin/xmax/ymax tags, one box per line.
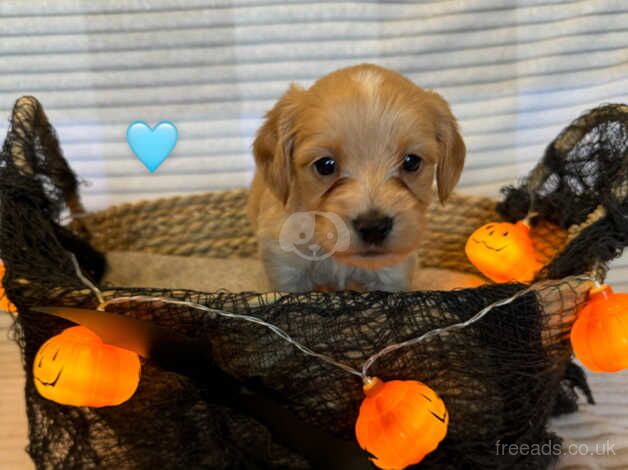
<box><xmin>465</xmin><ymin>221</ymin><xmax>542</xmax><ymax>283</ymax></box>
<box><xmin>33</xmin><ymin>326</ymin><xmax>141</xmax><ymax>408</ymax></box>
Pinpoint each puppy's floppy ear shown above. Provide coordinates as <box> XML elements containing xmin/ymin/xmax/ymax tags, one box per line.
<box><xmin>253</xmin><ymin>84</ymin><xmax>305</xmax><ymax>204</ymax></box>
<box><xmin>427</xmin><ymin>92</ymin><xmax>466</xmax><ymax>203</ymax></box>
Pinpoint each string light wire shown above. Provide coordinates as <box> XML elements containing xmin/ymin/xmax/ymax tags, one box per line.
<box><xmin>69</xmin><ymin>253</ymin><xmax>594</xmax><ymax>384</ymax></box>
<box><xmin>101</xmin><ymin>294</ymin><xmax>365</xmax><ymax>379</ymax></box>
<box><xmin>69</xmin><ymin>254</ymin><xmax>104</xmax><ymax>306</ymax></box>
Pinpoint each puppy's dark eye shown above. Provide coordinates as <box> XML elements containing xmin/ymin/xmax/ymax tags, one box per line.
<box><xmin>402</xmin><ymin>154</ymin><xmax>423</xmax><ymax>172</ymax></box>
<box><xmin>314</xmin><ymin>157</ymin><xmax>336</xmax><ymax>176</ymax></box>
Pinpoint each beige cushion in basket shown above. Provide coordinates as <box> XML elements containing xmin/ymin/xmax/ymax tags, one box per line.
<box><xmin>104</xmin><ymin>251</ymin><xmax>486</xmax><ymax>292</ymax></box>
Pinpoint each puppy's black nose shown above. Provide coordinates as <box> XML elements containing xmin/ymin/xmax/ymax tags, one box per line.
<box><xmin>352</xmin><ymin>212</ymin><xmax>394</xmax><ymax>245</ymax></box>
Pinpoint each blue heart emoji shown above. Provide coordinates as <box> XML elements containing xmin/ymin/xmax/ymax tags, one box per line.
<box><xmin>127</xmin><ymin>121</ymin><xmax>178</xmax><ymax>172</ymax></box>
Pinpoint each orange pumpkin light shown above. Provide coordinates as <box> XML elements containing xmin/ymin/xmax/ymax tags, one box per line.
<box><xmin>571</xmin><ymin>285</ymin><xmax>628</xmax><ymax>373</ymax></box>
<box><xmin>0</xmin><ymin>262</ymin><xmax>17</xmax><ymax>314</ymax></box>
<box><xmin>355</xmin><ymin>378</ymin><xmax>448</xmax><ymax>469</ymax></box>
<box><xmin>465</xmin><ymin>220</ymin><xmax>542</xmax><ymax>283</ymax></box>
<box><xmin>34</xmin><ymin>326</ymin><xmax>141</xmax><ymax>407</ymax></box>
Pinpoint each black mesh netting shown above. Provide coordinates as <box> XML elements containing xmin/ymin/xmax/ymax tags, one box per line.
<box><xmin>0</xmin><ymin>97</ymin><xmax>626</xmax><ymax>470</ymax></box>
<box><xmin>498</xmin><ymin>103</ymin><xmax>628</xmax><ymax>279</ymax></box>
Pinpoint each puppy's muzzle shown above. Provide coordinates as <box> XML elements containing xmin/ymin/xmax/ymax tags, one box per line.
<box><xmin>352</xmin><ymin>211</ymin><xmax>394</xmax><ymax>245</ymax></box>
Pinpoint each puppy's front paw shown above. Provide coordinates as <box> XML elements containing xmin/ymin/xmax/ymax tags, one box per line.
<box><xmin>345</xmin><ymin>281</ymin><xmax>366</xmax><ymax>292</ymax></box>
<box><xmin>313</xmin><ymin>282</ymin><xmax>365</xmax><ymax>292</ymax></box>
<box><xmin>314</xmin><ymin>284</ymin><xmax>336</xmax><ymax>293</ymax></box>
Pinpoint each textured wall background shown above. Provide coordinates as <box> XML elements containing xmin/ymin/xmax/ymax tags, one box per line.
<box><xmin>0</xmin><ymin>0</ymin><xmax>626</xmax><ymax>288</ymax></box>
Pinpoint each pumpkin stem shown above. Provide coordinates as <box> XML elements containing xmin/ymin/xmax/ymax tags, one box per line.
<box><xmin>362</xmin><ymin>376</ymin><xmax>384</xmax><ymax>397</ymax></box>
<box><xmin>521</xmin><ymin>212</ymin><xmax>537</xmax><ymax>226</ymax></box>
<box><xmin>589</xmin><ymin>283</ymin><xmax>612</xmax><ymax>302</ymax></box>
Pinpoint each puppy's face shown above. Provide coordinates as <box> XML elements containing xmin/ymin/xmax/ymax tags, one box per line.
<box><xmin>253</xmin><ymin>64</ymin><xmax>465</xmax><ymax>270</ymax></box>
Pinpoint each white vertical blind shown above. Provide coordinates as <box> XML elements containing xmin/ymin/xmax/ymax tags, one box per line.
<box><xmin>0</xmin><ymin>0</ymin><xmax>626</xmax><ymax>288</ymax></box>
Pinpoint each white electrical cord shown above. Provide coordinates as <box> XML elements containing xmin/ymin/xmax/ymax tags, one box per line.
<box><xmin>69</xmin><ymin>253</ymin><xmax>593</xmax><ymax>384</ymax></box>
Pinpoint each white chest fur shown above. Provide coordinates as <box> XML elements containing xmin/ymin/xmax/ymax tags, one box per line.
<box><xmin>258</xmin><ymin>238</ymin><xmax>416</xmax><ymax>292</ymax></box>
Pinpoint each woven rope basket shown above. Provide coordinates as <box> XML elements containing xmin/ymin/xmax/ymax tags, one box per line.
<box><xmin>72</xmin><ymin>189</ymin><xmax>568</xmax><ymax>276</ymax></box>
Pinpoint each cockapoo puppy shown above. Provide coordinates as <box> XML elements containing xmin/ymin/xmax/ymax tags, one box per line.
<box><xmin>247</xmin><ymin>64</ymin><xmax>465</xmax><ymax>292</ymax></box>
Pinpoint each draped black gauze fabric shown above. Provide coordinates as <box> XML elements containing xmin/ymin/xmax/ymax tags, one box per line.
<box><xmin>1</xmin><ymin>97</ymin><xmax>626</xmax><ymax>469</ymax></box>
